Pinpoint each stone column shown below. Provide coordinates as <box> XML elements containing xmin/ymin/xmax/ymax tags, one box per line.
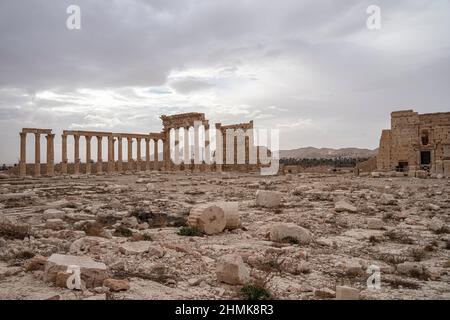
<box><xmin>204</xmin><ymin>125</ymin><xmax>211</xmax><ymax>172</ymax></box>
<box><xmin>136</xmin><ymin>137</ymin><xmax>142</xmax><ymax>171</ymax></box>
<box><xmin>107</xmin><ymin>136</ymin><xmax>114</xmax><ymax>173</ymax></box>
<box><xmin>145</xmin><ymin>138</ymin><xmax>150</xmax><ymax>171</ymax></box>
<box><xmin>96</xmin><ymin>136</ymin><xmax>103</xmax><ymax>174</ymax></box>
<box><xmin>174</xmin><ymin>129</ymin><xmax>180</xmax><ymax>170</ymax></box>
<box><xmin>34</xmin><ymin>133</ymin><xmax>41</xmax><ymax>176</ymax></box>
<box><xmin>61</xmin><ymin>134</ymin><xmax>68</xmax><ymax>174</ymax></box>
<box><xmin>184</xmin><ymin>127</ymin><xmax>190</xmax><ymax>171</ymax></box>
<box><xmin>154</xmin><ymin>140</ymin><xmax>159</xmax><ymax>170</ymax></box>
<box><xmin>215</xmin><ymin>123</ymin><xmax>223</xmax><ymax>172</ymax></box>
<box><xmin>193</xmin><ymin>123</ymin><xmax>200</xmax><ymax>172</ymax></box>
<box><xmin>45</xmin><ymin>134</ymin><xmax>55</xmax><ymax>176</ymax></box>
<box><xmin>117</xmin><ymin>137</ymin><xmax>123</xmax><ymax>172</ymax></box>
<box><xmin>112</xmin><ymin>138</ymin><xmax>115</xmax><ymax>164</ymax></box>
<box><xmin>127</xmin><ymin>137</ymin><xmax>133</xmax><ymax>171</ymax></box>
<box><xmin>74</xmin><ymin>134</ymin><xmax>80</xmax><ymax>174</ymax></box>
<box><xmin>85</xmin><ymin>136</ymin><xmax>92</xmax><ymax>174</ymax></box>
<box><xmin>163</xmin><ymin>129</ymin><xmax>170</xmax><ymax>171</ymax></box>
<box><xmin>19</xmin><ymin>132</ymin><xmax>27</xmax><ymax>177</ymax></box>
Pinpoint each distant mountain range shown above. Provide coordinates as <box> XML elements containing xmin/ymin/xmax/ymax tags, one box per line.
<box><xmin>279</xmin><ymin>147</ymin><xmax>377</xmax><ymax>159</ymax></box>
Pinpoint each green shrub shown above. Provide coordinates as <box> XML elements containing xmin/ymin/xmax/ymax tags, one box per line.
<box><xmin>177</xmin><ymin>226</ymin><xmax>203</xmax><ymax>237</ymax></box>
<box><xmin>114</xmin><ymin>226</ymin><xmax>132</xmax><ymax>237</ymax></box>
<box><xmin>240</xmin><ymin>284</ymin><xmax>271</xmax><ymax>300</ymax></box>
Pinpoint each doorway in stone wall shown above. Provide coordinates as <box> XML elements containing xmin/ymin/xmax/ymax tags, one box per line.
<box><xmin>420</xmin><ymin>151</ymin><xmax>431</xmax><ymax>170</ymax></box>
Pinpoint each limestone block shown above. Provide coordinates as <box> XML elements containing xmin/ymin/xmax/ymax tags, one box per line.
<box><xmin>119</xmin><ymin>241</ymin><xmax>164</xmax><ymax>256</ymax></box>
<box><xmin>367</xmin><ymin>218</ymin><xmax>384</xmax><ymax>230</ymax></box>
<box><xmin>334</xmin><ymin>200</ymin><xmax>357</xmax><ymax>213</ymax></box>
<box><xmin>255</xmin><ymin>190</ymin><xmax>282</xmax><ymax>208</ymax></box>
<box><xmin>268</xmin><ymin>223</ymin><xmax>312</xmax><ymax>244</ymax></box>
<box><xmin>335</xmin><ymin>286</ymin><xmax>360</xmax><ymax>300</ymax></box>
<box><xmin>216</xmin><ymin>254</ymin><xmax>250</xmax><ymax>285</ymax></box>
<box><xmin>44</xmin><ymin>254</ymin><xmax>107</xmax><ymax>288</ymax></box>
<box><xmin>188</xmin><ymin>203</ymin><xmax>226</xmax><ymax>235</ymax></box>
<box><xmin>103</xmin><ymin>278</ymin><xmax>130</xmax><ymax>292</ymax></box>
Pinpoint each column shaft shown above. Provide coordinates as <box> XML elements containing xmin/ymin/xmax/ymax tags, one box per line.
<box><xmin>204</xmin><ymin>125</ymin><xmax>211</xmax><ymax>171</ymax></box>
<box><xmin>154</xmin><ymin>140</ymin><xmax>159</xmax><ymax>170</ymax></box>
<box><xmin>184</xmin><ymin>127</ymin><xmax>190</xmax><ymax>171</ymax></box>
<box><xmin>74</xmin><ymin>135</ymin><xmax>80</xmax><ymax>174</ymax></box>
<box><xmin>85</xmin><ymin>136</ymin><xmax>92</xmax><ymax>174</ymax></box>
<box><xmin>19</xmin><ymin>132</ymin><xmax>27</xmax><ymax>176</ymax></box>
<box><xmin>193</xmin><ymin>124</ymin><xmax>200</xmax><ymax>172</ymax></box>
<box><xmin>34</xmin><ymin>133</ymin><xmax>41</xmax><ymax>176</ymax></box>
<box><xmin>136</xmin><ymin>138</ymin><xmax>142</xmax><ymax>171</ymax></box>
<box><xmin>96</xmin><ymin>136</ymin><xmax>103</xmax><ymax>173</ymax></box>
<box><xmin>61</xmin><ymin>134</ymin><xmax>68</xmax><ymax>174</ymax></box>
<box><xmin>174</xmin><ymin>129</ymin><xmax>180</xmax><ymax>170</ymax></box>
<box><xmin>145</xmin><ymin>138</ymin><xmax>150</xmax><ymax>170</ymax></box>
<box><xmin>46</xmin><ymin>134</ymin><xmax>55</xmax><ymax>176</ymax></box>
<box><xmin>107</xmin><ymin>136</ymin><xmax>114</xmax><ymax>173</ymax></box>
<box><xmin>118</xmin><ymin>138</ymin><xmax>123</xmax><ymax>172</ymax></box>
<box><xmin>127</xmin><ymin>137</ymin><xmax>133</xmax><ymax>171</ymax></box>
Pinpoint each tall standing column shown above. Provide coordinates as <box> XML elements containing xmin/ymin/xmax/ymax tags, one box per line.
<box><xmin>74</xmin><ymin>134</ymin><xmax>80</xmax><ymax>174</ymax></box>
<box><xmin>193</xmin><ymin>124</ymin><xmax>200</xmax><ymax>172</ymax></box>
<box><xmin>184</xmin><ymin>127</ymin><xmax>190</xmax><ymax>171</ymax></box>
<box><xmin>136</xmin><ymin>137</ymin><xmax>142</xmax><ymax>171</ymax></box>
<box><xmin>117</xmin><ymin>137</ymin><xmax>123</xmax><ymax>172</ymax></box>
<box><xmin>19</xmin><ymin>132</ymin><xmax>27</xmax><ymax>177</ymax></box>
<box><xmin>163</xmin><ymin>129</ymin><xmax>170</xmax><ymax>171</ymax></box>
<box><xmin>174</xmin><ymin>129</ymin><xmax>180</xmax><ymax>171</ymax></box>
<box><xmin>204</xmin><ymin>125</ymin><xmax>211</xmax><ymax>172</ymax></box>
<box><xmin>34</xmin><ymin>133</ymin><xmax>41</xmax><ymax>177</ymax></box>
<box><xmin>215</xmin><ymin>123</ymin><xmax>223</xmax><ymax>173</ymax></box>
<box><xmin>96</xmin><ymin>136</ymin><xmax>103</xmax><ymax>174</ymax></box>
<box><xmin>61</xmin><ymin>134</ymin><xmax>68</xmax><ymax>174</ymax></box>
<box><xmin>145</xmin><ymin>138</ymin><xmax>150</xmax><ymax>171</ymax></box>
<box><xmin>46</xmin><ymin>134</ymin><xmax>55</xmax><ymax>176</ymax></box>
<box><xmin>85</xmin><ymin>136</ymin><xmax>92</xmax><ymax>174</ymax></box>
<box><xmin>127</xmin><ymin>137</ymin><xmax>133</xmax><ymax>171</ymax></box>
<box><xmin>107</xmin><ymin>136</ymin><xmax>114</xmax><ymax>173</ymax></box>
<box><xmin>154</xmin><ymin>140</ymin><xmax>159</xmax><ymax>170</ymax></box>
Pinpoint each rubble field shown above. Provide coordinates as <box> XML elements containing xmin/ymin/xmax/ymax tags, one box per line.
<box><xmin>0</xmin><ymin>171</ymin><xmax>449</xmax><ymax>300</ymax></box>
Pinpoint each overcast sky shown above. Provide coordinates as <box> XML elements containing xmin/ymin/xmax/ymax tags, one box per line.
<box><xmin>1</xmin><ymin>0</ymin><xmax>449</xmax><ymax>164</ymax></box>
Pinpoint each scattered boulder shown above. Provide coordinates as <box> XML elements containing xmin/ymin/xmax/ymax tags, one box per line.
<box><xmin>44</xmin><ymin>254</ymin><xmax>107</xmax><ymax>288</ymax></box>
<box><xmin>188</xmin><ymin>203</ymin><xmax>226</xmax><ymax>235</ymax></box>
<box><xmin>43</xmin><ymin>209</ymin><xmax>65</xmax><ymax>219</ymax></box>
<box><xmin>45</xmin><ymin>218</ymin><xmax>66</xmax><ymax>230</ymax></box>
<box><xmin>69</xmin><ymin>236</ymin><xmax>110</xmax><ymax>254</ymax></box>
<box><xmin>103</xmin><ymin>278</ymin><xmax>130</xmax><ymax>292</ymax></box>
<box><xmin>24</xmin><ymin>255</ymin><xmax>47</xmax><ymax>271</ymax></box>
<box><xmin>256</xmin><ymin>190</ymin><xmax>282</xmax><ymax>208</ymax></box>
<box><xmin>268</xmin><ymin>223</ymin><xmax>312</xmax><ymax>244</ymax></box>
<box><xmin>314</xmin><ymin>287</ymin><xmax>335</xmax><ymax>299</ymax></box>
<box><xmin>427</xmin><ymin>203</ymin><xmax>440</xmax><ymax>211</ymax></box>
<box><xmin>334</xmin><ymin>200</ymin><xmax>357</xmax><ymax>213</ymax></box>
<box><xmin>216</xmin><ymin>254</ymin><xmax>250</xmax><ymax>285</ymax></box>
<box><xmin>428</xmin><ymin>217</ymin><xmax>445</xmax><ymax>232</ymax></box>
<box><xmin>367</xmin><ymin>218</ymin><xmax>384</xmax><ymax>230</ymax></box>
<box><xmin>397</xmin><ymin>262</ymin><xmax>424</xmax><ymax>276</ymax></box>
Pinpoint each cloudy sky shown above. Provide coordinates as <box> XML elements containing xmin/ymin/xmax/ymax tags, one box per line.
<box><xmin>1</xmin><ymin>0</ymin><xmax>449</xmax><ymax>164</ymax></box>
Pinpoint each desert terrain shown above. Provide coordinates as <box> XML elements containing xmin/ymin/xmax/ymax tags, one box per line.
<box><xmin>0</xmin><ymin>171</ymin><xmax>449</xmax><ymax>300</ymax></box>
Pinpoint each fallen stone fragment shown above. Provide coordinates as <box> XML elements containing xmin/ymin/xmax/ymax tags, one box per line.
<box><xmin>314</xmin><ymin>287</ymin><xmax>335</xmax><ymax>299</ymax></box>
<box><xmin>24</xmin><ymin>255</ymin><xmax>47</xmax><ymax>271</ymax></box>
<box><xmin>427</xmin><ymin>203</ymin><xmax>440</xmax><ymax>211</ymax></box>
<box><xmin>119</xmin><ymin>241</ymin><xmax>164</xmax><ymax>256</ymax></box>
<box><xmin>216</xmin><ymin>254</ymin><xmax>250</xmax><ymax>285</ymax></box>
<box><xmin>44</xmin><ymin>254</ymin><xmax>107</xmax><ymax>288</ymax></box>
<box><xmin>367</xmin><ymin>218</ymin><xmax>384</xmax><ymax>230</ymax></box>
<box><xmin>334</xmin><ymin>200</ymin><xmax>357</xmax><ymax>213</ymax></box>
<box><xmin>213</xmin><ymin>201</ymin><xmax>241</xmax><ymax>229</ymax></box>
<box><xmin>0</xmin><ymin>191</ymin><xmax>35</xmax><ymax>201</ymax></box>
<box><xmin>69</xmin><ymin>236</ymin><xmax>110</xmax><ymax>254</ymax></box>
<box><xmin>103</xmin><ymin>278</ymin><xmax>130</xmax><ymax>292</ymax></box>
<box><xmin>45</xmin><ymin>218</ymin><xmax>66</xmax><ymax>230</ymax></box>
<box><xmin>188</xmin><ymin>203</ymin><xmax>226</xmax><ymax>235</ymax></box>
<box><xmin>268</xmin><ymin>223</ymin><xmax>312</xmax><ymax>244</ymax></box>
<box><xmin>43</xmin><ymin>209</ymin><xmax>65</xmax><ymax>219</ymax></box>
<box><xmin>255</xmin><ymin>190</ymin><xmax>282</xmax><ymax>208</ymax></box>
<box><xmin>335</xmin><ymin>286</ymin><xmax>360</xmax><ymax>300</ymax></box>
<box><xmin>396</xmin><ymin>262</ymin><xmax>424</xmax><ymax>275</ymax></box>
<box><xmin>428</xmin><ymin>217</ymin><xmax>445</xmax><ymax>232</ymax></box>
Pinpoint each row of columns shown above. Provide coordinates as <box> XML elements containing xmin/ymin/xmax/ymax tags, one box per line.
<box><xmin>165</xmin><ymin>124</ymin><xmax>211</xmax><ymax>172</ymax></box>
<box><xmin>61</xmin><ymin>134</ymin><xmax>163</xmax><ymax>175</ymax></box>
<box><xmin>19</xmin><ymin>131</ymin><xmax>55</xmax><ymax>177</ymax></box>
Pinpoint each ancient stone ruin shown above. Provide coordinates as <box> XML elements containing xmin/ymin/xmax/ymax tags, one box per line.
<box><xmin>377</xmin><ymin>110</ymin><xmax>450</xmax><ymax>178</ymax></box>
<box><xmin>15</xmin><ymin>112</ymin><xmax>270</xmax><ymax>177</ymax></box>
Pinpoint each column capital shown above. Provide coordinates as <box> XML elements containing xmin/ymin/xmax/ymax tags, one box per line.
<box><xmin>20</xmin><ymin>132</ymin><xmax>27</xmax><ymax>138</ymax></box>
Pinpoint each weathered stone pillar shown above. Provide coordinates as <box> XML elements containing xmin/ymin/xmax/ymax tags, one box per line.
<box><xmin>85</xmin><ymin>136</ymin><xmax>92</xmax><ymax>174</ymax></box>
<box><xmin>107</xmin><ymin>136</ymin><xmax>114</xmax><ymax>173</ymax></box>
<box><xmin>193</xmin><ymin>123</ymin><xmax>200</xmax><ymax>172</ymax></box>
<box><xmin>154</xmin><ymin>140</ymin><xmax>159</xmax><ymax>170</ymax></box>
<box><xmin>19</xmin><ymin>132</ymin><xmax>27</xmax><ymax>177</ymax></box>
<box><xmin>96</xmin><ymin>136</ymin><xmax>103</xmax><ymax>174</ymax></box>
<box><xmin>174</xmin><ymin>129</ymin><xmax>180</xmax><ymax>171</ymax></box>
<box><xmin>184</xmin><ymin>127</ymin><xmax>190</xmax><ymax>171</ymax></box>
<box><xmin>136</xmin><ymin>137</ymin><xmax>142</xmax><ymax>171</ymax></box>
<box><xmin>204</xmin><ymin>125</ymin><xmax>211</xmax><ymax>172</ymax></box>
<box><xmin>34</xmin><ymin>133</ymin><xmax>41</xmax><ymax>176</ymax></box>
<box><xmin>61</xmin><ymin>134</ymin><xmax>68</xmax><ymax>174</ymax></box>
<box><xmin>117</xmin><ymin>137</ymin><xmax>123</xmax><ymax>172</ymax></box>
<box><xmin>112</xmin><ymin>138</ymin><xmax>115</xmax><ymax>164</ymax></box>
<box><xmin>163</xmin><ymin>129</ymin><xmax>170</xmax><ymax>171</ymax></box>
<box><xmin>145</xmin><ymin>138</ymin><xmax>150</xmax><ymax>171</ymax></box>
<box><xmin>46</xmin><ymin>133</ymin><xmax>55</xmax><ymax>176</ymax></box>
<box><xmin>127</xmin><ymin>137</ymin><xmax>133</xmax><ymax>171</ymax></box>
<box><xmin>215</xmin><ymin>123</ymin><xmax>223</xmax><ymax>172</ymax></box>
<box><xmin>74</xmin><ymin>134</ymin><xmax>80</xmax><ymax>174</ymax></box>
